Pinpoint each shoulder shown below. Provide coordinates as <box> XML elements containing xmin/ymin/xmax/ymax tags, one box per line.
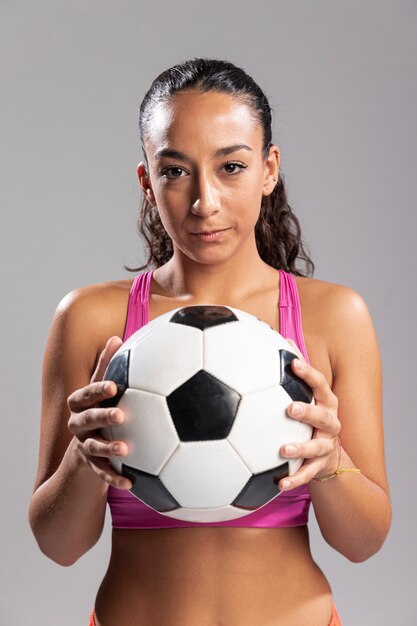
<box><xmin>295</xmin><ymin>274</ymin><xmax>369</xmax><ymax>316</ymax></box>
<box><xmin>294</xmin><ymin>274</ymin><xmax>378</xmax><ymax>373</ymax></box>
<box><xmin>58</xmin><ymin>278</ymin><xmax>133</xmax><ymax>311</ymax></box>
<box><xmin>57</xmin><ymin>280</ymin><xmax>132</xmax><ymax>320</ymax></box>
<box><xmin>55</xmin><ymin>279</ymin><xmax>134</xmax><ymax>356</ymax></box>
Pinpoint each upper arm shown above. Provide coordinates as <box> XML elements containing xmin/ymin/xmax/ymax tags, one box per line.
<box><xmin>33</xmin><ymin>288</ymin><xmax>110</xmax><ymax>491</ymax></box>
<box><xmin>325</xmin><ymin>286</ymin><xmax>390</xmax><ymax>498</ymax></box>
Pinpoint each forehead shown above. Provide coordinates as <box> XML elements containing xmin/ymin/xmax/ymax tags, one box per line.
<box><xmin>145</xmin><ymin>91</ymin><xmax>262</xmax><ymax>154</ymax></box>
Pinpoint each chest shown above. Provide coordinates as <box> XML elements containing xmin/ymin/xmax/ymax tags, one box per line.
<box><xmin>147</xmin><ymin>284</ymin><xmax>333</xmax><ymax>390</ymax></box>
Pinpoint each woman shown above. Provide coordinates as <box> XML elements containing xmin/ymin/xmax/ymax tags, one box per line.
<box><xmin>29</xmin><ymin>57</ymin><xmax>391</xmax><ymax>626</ymax></box>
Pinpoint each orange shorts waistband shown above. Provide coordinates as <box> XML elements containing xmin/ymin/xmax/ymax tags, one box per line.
<box><xmin>329</xmin><ymin>603</ymin><xmax>342</xmax><ymax>626</ymax></box>
<box><xmin>90</xmin><ymin>603</ymin><xmax>342</xmax><ymax>625</ymax></box>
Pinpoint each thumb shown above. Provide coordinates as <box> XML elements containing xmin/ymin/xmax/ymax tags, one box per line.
<box><xmin>91</xmin><ymin>336</ymin><xmax>123</xmax><ymax>383</ymax></box>
<box><xmin>285</xmin><ymin>338</ymin><xmax>305</xmax><ymax>362</ymax></box>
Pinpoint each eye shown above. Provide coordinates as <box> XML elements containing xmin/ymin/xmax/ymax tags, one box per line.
<box><xmin>160</xmin><ymin>166</ymin><xmax>186</xmax><ymax>179</ymax></box>
<box><xmin>222</xmin><ymin>161</ymin><xmax>247</xmax><ymax>175</ymax></box>
<box><xmin>160</xmin><ymin>161</ymin><xmax>248</xmax><ymax>180</ymax></box>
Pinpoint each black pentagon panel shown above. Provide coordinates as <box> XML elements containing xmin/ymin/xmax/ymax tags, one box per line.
<box><xmin>122</xmin><ymin>464</ymin><xmax>180</xmax><ymax>513</ymax></box>
<box><xmin>100</xmin><ymin>350</ymin><xmax>129</xmax><ymax>408</ymax></box>
<box><xmin>167</xmin><ymin>370</ymin><xmax>241</xmax><ymax>441</ymax></box>
<box><xmin>169</xmin><ymin>305</ymin><xmax>238</xmax><ymax>330</ymax></box>
<box><xmin>232</xmin><ymin>462</ymin><xmax>289</xmax><ymax>510</ymax></box>
<box><xmin>279</xmin><ymin>349</ymin><xmax>313</xmax><ymax>404</ymax></box>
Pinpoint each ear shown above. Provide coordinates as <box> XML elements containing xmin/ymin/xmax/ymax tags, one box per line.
<box><xmin>137</xmin><ymin>162</ymin><xmax>157</xmax><ymax>206</ymax></box>
<box><xmin>262</xmin><ymin>145</ymin><xmax>280</xmax><ymax>196</ymax></box>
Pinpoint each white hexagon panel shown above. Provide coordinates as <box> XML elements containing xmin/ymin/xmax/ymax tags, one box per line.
<box><xmin>203</xmin><ymin>321</ymin><xmax>281</xmax><ymax>394</ymax></box>
<box><xmin>101</xmin><ymin>389</ymin><xmax>179</xmax><ymax>475</ymax></box>
<box><xmin>160</xmin><ymin>440</ymin><xmax>252</xmax><ymax>509</ymax></box>
<box><xmin>128</xmin><ymin>322</ymin><xmax>203</xmax><ymax>396</ymax></box>
<box><xmin>228</xmin><ymin>385</ymin><xmax>312</xmax><ymax>477</ymax></box>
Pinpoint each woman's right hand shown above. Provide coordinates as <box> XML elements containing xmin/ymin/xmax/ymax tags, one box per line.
<box><xmin>67</xmin><ymin>336</ymin><xmax>132</xmax><ymax>490</ymax></box>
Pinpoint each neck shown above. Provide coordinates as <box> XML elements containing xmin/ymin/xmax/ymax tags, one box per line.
<box><xmin>152</xmin><ymin>238</ymin><xmax>275</xmax><ymax>304</ymax></box>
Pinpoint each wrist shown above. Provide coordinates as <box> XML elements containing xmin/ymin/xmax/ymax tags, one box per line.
<box><xmin>313</xmin><ymin>436</ymin><xmax>342</xmax><ymax>481</ymax></box>
<box><xmin>312</xmin><ymin>436</ymin><xmax>362</xmax><ymax>483</ymax></box>
<box><xmin>67</xmin><ymin>435</ymin><xmax>89</xmax><ymax>472</ymax></box>
<box><xmin>66</xmin><ymin>436</ymin><xmax>108</xmax><ymax>489</ymax></box>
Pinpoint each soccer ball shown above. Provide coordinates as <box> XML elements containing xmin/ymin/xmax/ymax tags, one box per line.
<box><xmin>100</xmin><ymin>305</ymin><xmax>314</xmax><ymax>523</ymax></box>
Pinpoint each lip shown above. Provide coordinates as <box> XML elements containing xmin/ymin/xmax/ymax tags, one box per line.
<box><xmin>191</xmin><ymin>228</ymin><xmax>228</xmax><ymax>235</ymax></box>
<box><xmin>191</xmin><ymin>228</ymin><xmax>229</xmax><ymax>242</ymax></box>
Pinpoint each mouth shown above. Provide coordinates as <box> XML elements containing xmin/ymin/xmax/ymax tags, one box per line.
<box><xmin>191</xmin><ymin>228</ymin><xmax>230</xmax><ymax>241</ymax></box>
<box><xmin>191</xmin><ymin>228</ymin><xmax>229</xmax><ymax>235</ymax></box>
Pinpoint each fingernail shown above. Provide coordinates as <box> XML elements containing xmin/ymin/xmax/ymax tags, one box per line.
<box><xmin>110</xmin><ymin>410</ymin><xmax>121</xmax><ymax>423</ymax></box>
<box><xmin>291</xmin><ymin>403</ymin><xmax>302</xmax><ymax>416</ymax></box>
<box><xmin>294</xmin><ymin>359</ymin><xmax>305</xmax><ymax>371</ymax></box>
<box><xmin>112</xmin><ymin>444</ymin><xmax>120</xmax><ymax>454</ymax></box>
<box><xmin>281</xmin><ymin>479</ymin><xmax>291</xmax><ymax>490</ymax></box>
<box><xmin>285</xmin><ymin>445</ymin><xmax>297</xmax><ymax>455</ymax></box>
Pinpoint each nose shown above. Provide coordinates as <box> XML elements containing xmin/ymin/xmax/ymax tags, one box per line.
<box><xmin>191</xmin><ymin>174</ymin><xmax>221</xmax><ymax>217</ymax></box>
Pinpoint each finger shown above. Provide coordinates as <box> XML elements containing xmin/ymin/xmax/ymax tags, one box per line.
<box><xmin>86</xmin><ymin>456</ymin><xmax>132</xmax><ymax>490</ymax></box>
<box><xmin>285</xmin><ymin>338</ymin><xmax>305</xmax><ymax>362</ymax></box>
<box><xmin>280</xmin><ymin>436</ymin><xmax>334</xmax><ymax>461</ymax></box>
<box><xmin>91</xmin><ymin>336</ymin><xmax>124</xmax><ymax>384</ymax></box>
<box><xmin>290</xmin><ymin>359</ymin><xmax>337</xmax><ymax>407</ymax></box>
<box><xmin>68</xmin><ymin>406</ymin><xmax>125</xmax><ymax>436</ymax></box>
<box><xmin>82</xmin><ymin>435</ymin><xmax>129</xmax><ymax>459</ymax></box>
<box><xmin>278</xmin><ymin>457</ymin><xmax>323</xmax><ymax>491</ymax></box>
<box><xmin>286</xmin><ymin>401</ymin><xmax>340</xmax><ymax>434</ymax></box>
<box><xmin>68</xmin><ymin>380</ymin><xmax>119</xmax><ymax>412</ymax></box>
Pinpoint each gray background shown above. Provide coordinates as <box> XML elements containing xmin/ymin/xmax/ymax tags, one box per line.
<box><xmin>1</xmin><ymin>1</ymin><xmax>416</xmax><ymax>624</ymax></box>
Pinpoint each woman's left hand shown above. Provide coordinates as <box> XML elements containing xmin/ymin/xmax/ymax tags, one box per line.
<box><xmin>278</xmin><ymin>338</ymin><xmax>342</xmax><ymax>490</ymax></box>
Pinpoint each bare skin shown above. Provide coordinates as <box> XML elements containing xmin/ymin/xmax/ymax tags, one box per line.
<box><xmin>29</xmin><ymin>90</ymin><xmax>391</xmax><ymax>625</ymax></box>
<box><xmin>98</xmin><ymin>272</ymin><xmax>336</xmax><ymax>626</ymax></box>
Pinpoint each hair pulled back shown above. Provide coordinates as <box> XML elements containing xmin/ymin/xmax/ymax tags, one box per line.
<box><xmin>127</xmin><ymin>57</ymin><xmax>314</xmax><ymax>277</ymax></box>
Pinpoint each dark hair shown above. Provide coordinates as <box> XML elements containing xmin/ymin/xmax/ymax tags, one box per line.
<box><xmin>126</xmin><ymin>57</ymin><xmax>314</xmax><ymax>277</ymax></box>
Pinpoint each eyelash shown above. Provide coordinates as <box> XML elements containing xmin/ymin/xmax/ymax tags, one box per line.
<box><xmin>160</xmin><ymin>161</ymin><xmax>248</xmax><ymax>179</ymax></box>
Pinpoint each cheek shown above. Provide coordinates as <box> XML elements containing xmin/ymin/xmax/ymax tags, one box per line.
<box><xmin>157</xmin><ymin>209</ymin><xmax>178</xmax><ymax>234</ymax></box>
<box><xmin>156</xmin><ymin>205</ymin><xmax>190</xmax><ymax>241</ymax></box>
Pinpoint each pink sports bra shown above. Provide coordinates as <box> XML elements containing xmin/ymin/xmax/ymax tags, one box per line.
<box><xmin>107</xmin><ymin>268</ymin><xmax>312</xmax><ymax>528</ymax></box>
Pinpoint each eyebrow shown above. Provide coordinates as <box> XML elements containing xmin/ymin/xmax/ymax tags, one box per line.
<box><xmin>154</xmin><ymin>143</ymin><xmax>253</xmax><ymax>162</ymax></box>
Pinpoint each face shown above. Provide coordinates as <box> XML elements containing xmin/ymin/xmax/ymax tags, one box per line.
<box><xmin>137</xmin><ymin>90</ymin><xmax>279</xmax><ymax>265</ymax></box>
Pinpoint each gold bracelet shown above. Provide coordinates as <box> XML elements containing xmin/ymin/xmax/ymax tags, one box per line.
<box><xmin>312</xmin><ymin>436</ymin><xmax>362</xmax><ymax>482</ymax></box>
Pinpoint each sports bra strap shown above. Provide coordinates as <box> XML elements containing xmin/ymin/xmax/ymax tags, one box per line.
<box><xmin>123</xmin><ymin>269</ymin><xmax>309</xmax><ymax>365</ymax></box>
<box><xmin>278</xmin><ymin>269</ymin><xmax>310</xmax><ymax>365</ymax></box>
<box><xmin>122</xmin><ymin>272</ymin><xmax>152</xmax><ymax>341</ymax></box>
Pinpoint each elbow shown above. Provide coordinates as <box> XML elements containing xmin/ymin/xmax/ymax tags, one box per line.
<box><xmin>344</xmin><ymin>541</ymin><xmax>386</xmax><ymax>563</ymax></box>
<box><xmin>330</xmin><ymin>537</ymin><xmax>386</xmax><ymax>563</ymax></box>
<box><xmin>29</xmin><ymin>523</ymin><xmax>83</xmax><ymax>567</ymax></box>
<box><xmin>51</xmin><ymin>553</ymin><xmax>81</xmax><ymax>567</ymax></box>
<box><xmin>28</xmin><ymin>505</ymin><xmax>85</xmax><ymax>567</ymax></box>
<box><xmin>39</xmin><ymin>544</ymin><xmax>81</xmax><ymax>567</ymax></box>
<box><xmin>38</xmin><ymin>534</ymin><xmax>84</xmax><ymax>566</ymax></box>
<box><xmin>344</xmin><ymin>545</ymin><xmax>382</xmax><ymax>563</ymax></box>
<box><xmin>31</xmin><ymin>529</ymin><xmax>87</xmax><ymax>566</ymax></box>
<box><xmin>339</xmin><ymin>508</ymin><xmax>393</xmax><ymax>564</ymax></box>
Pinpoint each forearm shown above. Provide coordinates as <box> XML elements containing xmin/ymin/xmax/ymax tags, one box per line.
<box><xmin>309</xmin><ymin>446</ymin><xmax>392</xmax><ymax>562</ymax></box>
<box><xmin>28</xmin><ymin>436</ymin><xmax>109</xmax><ymax>566</ymax></box>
